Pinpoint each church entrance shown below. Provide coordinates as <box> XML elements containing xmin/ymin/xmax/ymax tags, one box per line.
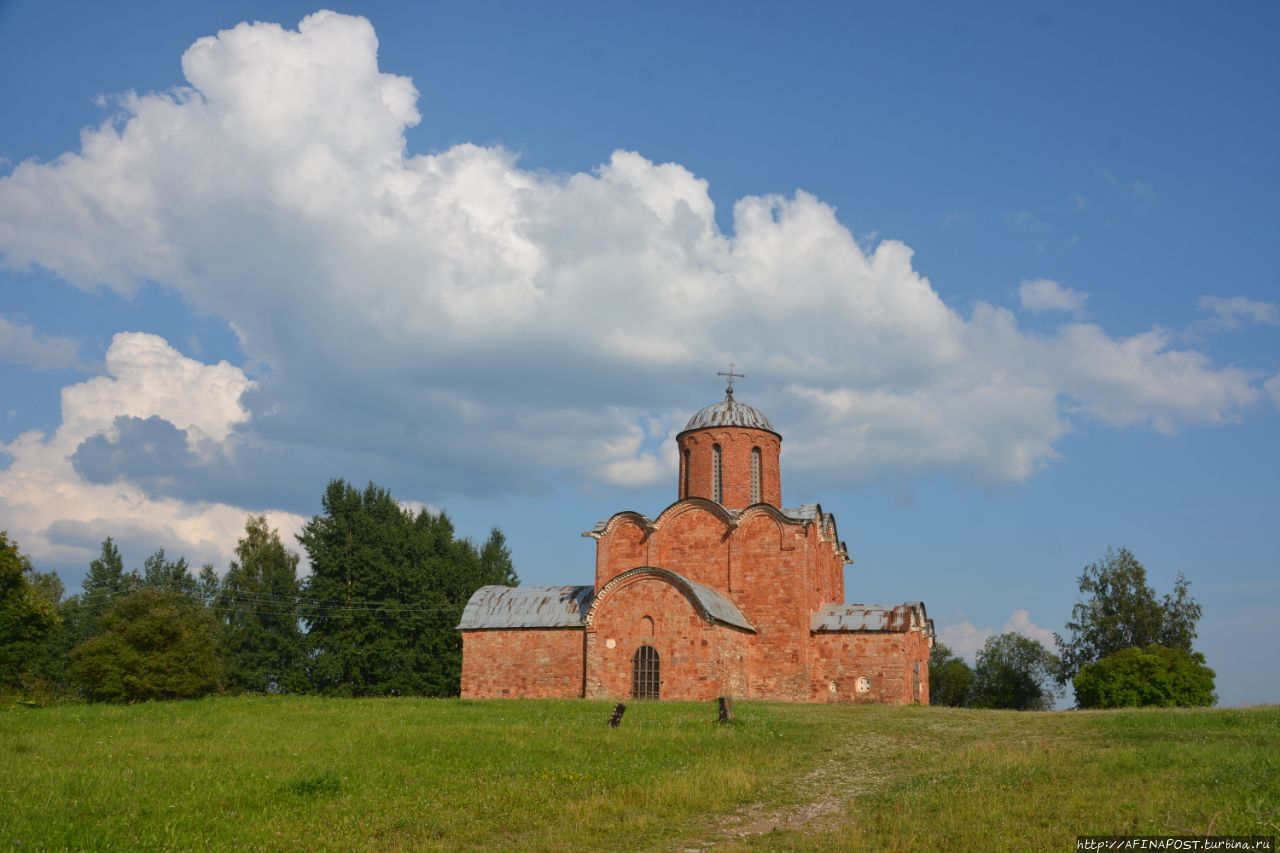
<box><xmin>632</xmin><ymin>645</ymin><xmax>660</xmax><ymax>699</ymax></box>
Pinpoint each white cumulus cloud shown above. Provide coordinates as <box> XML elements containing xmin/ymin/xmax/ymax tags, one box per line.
<box><xmin>938</xmin><ymin>609</ymin><xmax>1057</xmax><ymax>662</ymax></box>
<box><xmin>1003</xmin><ymin>608</ymin><xmax>1057</xmax><ymax>649</ymax></box>
<box><xmin>0</xmin><ymin>9</ymin><xmax>1269</xmax><ymax>541</ymax></box>
<box><xmin>0</xmin><ymin>332</ymin><xmax>304</xmax><ymax>575</ymax></box>
<box><xmin>937</xmin><ymin>621</ymin><xmax>993</xmax><ymax>661</ymax></box>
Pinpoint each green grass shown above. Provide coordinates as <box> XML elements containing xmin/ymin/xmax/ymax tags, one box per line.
<box><xmin>1</xmin><ymin>698</ymin><xmax>1276</xmax><ymax>851</ymax></box>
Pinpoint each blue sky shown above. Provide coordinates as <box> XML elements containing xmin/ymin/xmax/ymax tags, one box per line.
<box><xmin>1</xmin><ymin>2</ymin><xmax>1276</xmax><ymax>706</ymax></box>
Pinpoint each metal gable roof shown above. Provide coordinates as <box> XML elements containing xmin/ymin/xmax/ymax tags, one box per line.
<box><xmin>457</xmin><ymin>585</ymin><xmax>595</xmax><ymax>630</ymax></box>
<box><xmin>812</xmin><ymin>602</ymin><xmax>925</xmax><ymax>633</ymax></box>
<box><xmin>680</xmin><ymin>576</ymin><xmax>755</xmax><ymax>632</ymax></box>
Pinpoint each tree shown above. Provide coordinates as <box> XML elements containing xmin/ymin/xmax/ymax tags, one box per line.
<box><xmin>69</xmin><ymin>587</ymin><xmax>223</xmax><ymax>702</ymax></box>
<box><xmin>0</xmin><ymin>532</ymin><xmax>62</xmax><ymax>691</ymax></box>
<box><xmin>141</xmin><ymin>548</ymin><xmax>196</xmax><ymax>594</ymax></box>
<box><xmin>195</xmin><ymin>564</ymin><xmax>220</xmax><ymax>610</ymax></box>
<box><xmin>928</xmin><ymin>641</ymin><xmax>975</xmax><ymax>707</ymax></box>
<box><xmin>1157</xmin><ymin>573</ymin><xmax>1203</xmax><ymax>653</ymax></box>
<box><xmin>1055</xmin><ymin>547</ymin><xmax>1203</xmax><ymax>684</ymax></box>
<box><xmin>1074</xmin><ymin>645</ymin><xmax>1216</xmax><ymax>709</ymax></box>
<box><xmin>970</xmin><ymin>633</ymin><xmax>1061</xmax><ymax>711</ymax></box>
<box><xmin>299</xmin><ymin>480</ymin><xmax>518</xmax><ymax>697</ymax></box>
<box><xmin>477</xmin><ymin>528</ymin><xmax>518</xmax><ymax>587</ymax></box>
<box><xmin>217</xmin><ymin>515</ymin><xmax>306</xmax><ymax>694</ymax></box>
<box><xmin>62</xmin><ymin>538</ymin><xmax>130</xmax><ymax>648</ymax></box>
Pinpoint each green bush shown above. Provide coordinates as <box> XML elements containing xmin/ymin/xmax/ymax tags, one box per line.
<box><xmin>69</xmin><ymin>587</ymin><xmax>223</xmax><ymax>702</ymax></box>
<box><xmin>1073</xmin><ymin>644</ymin><xmax>1216</xmax><ymax>708</ymax></box>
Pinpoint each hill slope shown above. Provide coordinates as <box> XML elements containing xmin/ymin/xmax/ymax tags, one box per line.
<box><xmin>2</xmin><ymin>698</ymin><xmax>1276</xmax><ymax>850</ymax></box>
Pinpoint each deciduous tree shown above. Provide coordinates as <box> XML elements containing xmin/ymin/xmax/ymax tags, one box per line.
<box><xmin>0</xmin><ymin>532</ymin><xmax>62</xmax><ymax>691</ymax></box>
<box><xmin>928</xmin><ymin>641</ymin><xmax>975</xmax><ymax>707</ymax></box>
<box><xmin>970</xmin><ymin>633</ymin><xmax>1060</xmax><ymax>711</ymax></box>
<box><xmin>218</xmin><ymin>516</ymin><xmax>306</xmax><ymax>693</ymax></box>
<box><xmin>1055</xmin><ymin>547</ymin><xmax>1203</xmax><ymax>684</ymax></box>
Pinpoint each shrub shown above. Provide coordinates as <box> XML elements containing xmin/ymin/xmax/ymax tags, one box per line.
<box><xmin>70</xmin><ymin>587</ymin><xmax>223</xmax><ymax>702</ymax></box>
<box><xmin>1073</xmin><ymin>644</ymin><xmax>1216</xmax><ymax>709</ymax></box>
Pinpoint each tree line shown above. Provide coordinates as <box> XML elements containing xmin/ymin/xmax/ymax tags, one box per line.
<box><xmin>0</xmin><ymin>479</ymin><xmax>518</xmax><ymax>702</ymax></box>
<box><xmin>929</xmin><ymin>547</ymin><xmax>1216</xmax><ymax>710</ymax></box>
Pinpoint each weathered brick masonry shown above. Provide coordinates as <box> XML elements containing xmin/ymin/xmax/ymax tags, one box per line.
<box><xmin>461</xmin><ymin>628</ymin><xmax>584</xmax><ymax>698</ymax></box>
<box><xmin>459</xmin><ymin>385</ymin><xmax>934</xmax><ymax>704</ymax></box>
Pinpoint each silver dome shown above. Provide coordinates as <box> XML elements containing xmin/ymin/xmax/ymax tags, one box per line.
<box><xmin>683</xmin><ymin>395</ymin><xmax>775</xmax><ymax>433</ymax></box>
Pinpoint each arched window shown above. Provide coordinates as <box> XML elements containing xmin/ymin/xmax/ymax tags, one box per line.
<box><xmin>632</xmin><ymin>645</ymin><xmax>660</xmax><ymax>700</ymax></box>
<box><xmin>712</xmin><ymin>444</ymin><xmax>723</xmax><ymax>503</ymax></box>
<box><xmin>751</xmin><ymin>447</ymin><xmax>761</xmax><ymax>503</ymax></box>
<box><xmin>681</xmin><ymin>448</ymin><xmax>690</xmax><ymax>497</ymax></box>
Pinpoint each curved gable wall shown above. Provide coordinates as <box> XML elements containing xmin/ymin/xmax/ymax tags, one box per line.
<box><xmin>654</xmin><ymin>503</ymin><xmax>732</xmax><ymax>591</ymax></box>
<box><xmin>584</xmin><ymin>573</ymin><xmax>749</xmax><ymax>701</ymax></box>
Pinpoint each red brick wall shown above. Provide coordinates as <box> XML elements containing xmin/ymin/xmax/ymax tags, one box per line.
<box><xmin>460</xmin><ymin>629</ymin><xmax>585</xmax><ymax>698</ymax></box>
<box><xmin>585</xmin><ymin>575</ymin><xmax>750</xmax><ymax>701</ymax></box>
<box><xmin>806</xmin><ymin>517</ymin><xmax>845</xmax><ymax>612</ymax></box>
<box><xmin>678</xmin><ymin>427</ymin><xmax>781</xmax><ymax>509</ymax></box>
<box><xmin>598</xmin><ymin>515</ymin><xmax>649</xmax><ymax>589</ymax></box>
<box><xmin>590</xmin><ymin>500</ymin><xmax>855</xmax><ymax>702</ymax></box>
<box><xmin>653</xmin><ymin>504</ymin><xmax>730</xmax><ymax>591</ymax></box>
<box><xmin>809</xmin><ymin>630</ymin><xmax>931</xmax><ymax>705</ymax></box>
<box><xmin>729</xmin><ymin>512</ymin><xmax>813</xmax><ymax>700</ymax></box>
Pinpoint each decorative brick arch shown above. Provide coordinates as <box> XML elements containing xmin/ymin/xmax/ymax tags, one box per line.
<box><xmin>734</xmin><ymin>504</ymin><xmax>801</xmax><ymax>547</ymax></box>
<box><xmin>651</xmin><ymin>497</ymin><xmax>737</xmax><ymax>532</ymax></box>
<box><xmin>591</xmin><ymin>510</ymin><xmax>657</xmax><ymax>539</ymax></box>
<box><xmin>585</xmin><ymin>566</ymin><xmax>752</xmax><ymax>632</ymax></box>
<box><xmin>584</xmin><ymin>566</ymin><xmax>754</xmax><ymax>701</ymax></box>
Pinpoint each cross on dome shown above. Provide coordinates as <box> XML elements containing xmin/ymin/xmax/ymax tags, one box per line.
<box><xmin>717</xmin><ymin>362</ymin><xmax>745</xmax><ymax>400</ymax></box>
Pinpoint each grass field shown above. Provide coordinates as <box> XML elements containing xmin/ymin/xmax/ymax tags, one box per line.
<box><xmin>2</xmin><ymin>697</ymin><xmax>1276</xmax><ymax>851</ymax></box>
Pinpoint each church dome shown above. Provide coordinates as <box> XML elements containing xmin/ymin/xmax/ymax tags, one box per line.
<box><xmin>682</xmin><ymin>393</ymin><xmax>775</xmax><ymax>434</ymax></box>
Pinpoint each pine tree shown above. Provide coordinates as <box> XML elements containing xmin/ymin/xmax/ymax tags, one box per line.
<box><xmin>141</xmin><ymin>549</ymin><xmax>195</xmax><ymax>594</ymax></box>
<box><xmin>58</xmin><ymin>537</ymin><xmax>129</xmax><ymax>663</ymax></box>
<box><xmin>299</xmin><ymin>480</ymin><xmax>518</xmax><ymax>697</ymax></box>
<box><xmin>478</xmin><ymin>527</ymin><xmax>518</xmax><ymax>587</ymax></box>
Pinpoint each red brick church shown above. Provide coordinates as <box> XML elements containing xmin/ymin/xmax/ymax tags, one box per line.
<box><xmin>458</xmin><ymin>376</ymin><xmax>934</xmax><ymax>704</ymax></box>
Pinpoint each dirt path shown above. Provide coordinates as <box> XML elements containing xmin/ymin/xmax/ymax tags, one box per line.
<box><xmin>681</xmin><ymin>732</ymin><xmax>908</xmax><ymax>850</ymax></box>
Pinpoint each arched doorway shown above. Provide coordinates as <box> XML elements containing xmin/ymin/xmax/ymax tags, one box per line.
<box><xmin>632</xmin><ymin>645</ymin><xmax>660</xmax><ymax>699</ymax></box>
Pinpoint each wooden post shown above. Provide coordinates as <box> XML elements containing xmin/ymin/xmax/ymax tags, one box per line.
<box><xmin>717</xmin><ymin>696</ymin><xmax>733</xmax><ymax>723</ymax></box>
<box><xmin>608</xmin><ymin>703</ymin><xmax>626</xmax><ymax>728</ymax></box>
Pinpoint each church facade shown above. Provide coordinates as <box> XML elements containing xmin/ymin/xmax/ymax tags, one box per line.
<box><xmin>458</xmin><ymin>384</ymin><xmax>934</xmax><ymax>704</ymax></box>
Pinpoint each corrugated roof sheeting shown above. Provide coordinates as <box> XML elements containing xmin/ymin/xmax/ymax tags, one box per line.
<box><xmin>457</xmin><ymin>585</ymin><xmax>595</xmax><ymax>630</ymax></box>
<box><xmin>680</xmin><ymin>576</ymin><xmax>755</xmax><ymax>632</ymax></box>
<box><xmin>811</xmin><ymin>602</ymin><xmax>924</xmax><ymax>633</ymax></box>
